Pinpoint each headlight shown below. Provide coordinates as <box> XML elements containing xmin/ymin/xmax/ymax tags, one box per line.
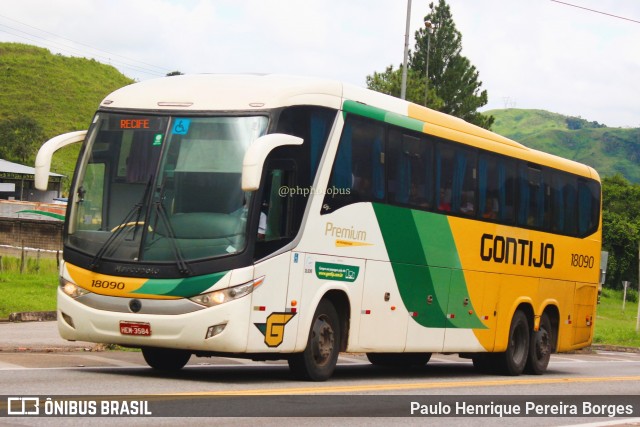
<box><xmin>190</xmin><ymin>276</ymin><xmax>264</xmax><ymax>307</ymax></box>
<box><xmin>59</xmin><ymin>277</ymin><xmax>91</xmax><ymax>298</ymax></box>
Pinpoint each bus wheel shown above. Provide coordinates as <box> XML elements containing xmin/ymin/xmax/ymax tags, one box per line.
<box><xmin>497</xmin><ymin>310</ymin><xmax>530</xmax><ymax>376</ymax></box>
<box><xmin>141</xmin><ymin>347</ymin><xmax>191</xmax><ymax>371</ymax></box>
<box><xmin>366</xmin><ymin>353</ymin><xmax>431</xmax><ymax>367</ymax></box>
<box><xmin>288</xmin><ymin>300</ymin><xmax>340</xmax><ymax>381</ymax></box>
<box><xmin>525</xmin><ymin>313</ymin><xmax>552</xmax><ymax>375</ymax></box>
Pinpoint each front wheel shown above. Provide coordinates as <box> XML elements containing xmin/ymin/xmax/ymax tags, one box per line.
<box><xmin>288</xmin><ymin>300</ymin><xmax>341</xmax><ymax>381</ymax></box>
<box><xmin>141</xmin><ymin>347</ymin><xmax>191</xmax><ymax>371</ymax></box>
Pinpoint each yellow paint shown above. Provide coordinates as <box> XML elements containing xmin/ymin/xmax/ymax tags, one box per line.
<box><xmin>335</xmin><ymin>239</ymin><xmax>374</xmax><ymax>247</ymax></box>
<box><xmin>446</xmin><ymin>216</ymin><xmax>600</xmax><ymax>352</ymax></box>
<box><xmin>264</xmin><ymin>313</ymin><xmax>296</xmax><ymax>347</ymax></box>
<box><xmin>167</xmin><ymin>375</ymin><xmax>640</xmax><ymax>396</ymax></box>
<box><xmin>65</xmin><ymin>263</ymin><xmax>175</xmax><ymax>299</ymax></box>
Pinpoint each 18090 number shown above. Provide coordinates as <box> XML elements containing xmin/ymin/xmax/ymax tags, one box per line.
<box><xmin>91</xmin><ymin>280</ymin><xmax>125</xmax><ymax>290</ymax></box>
<box><xmin>570</xmin><ymin>253</ymin><xmax>595</xmax><ymax>269</ymax></box>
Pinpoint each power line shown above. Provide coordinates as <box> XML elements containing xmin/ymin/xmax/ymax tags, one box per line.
<box><xmin>0</xmin><ymin>13</ymin><xmax>172</xmax><ymax>77</ymax></box>
<box><xmin>0</xmin><ymin>25</ymin><xmax>165</xmax><ymax>77</ymax></box>
<box><xmin>550</xmin><ymin>1</ymin><xmax>640</xmax><ymax>24</ymax></box>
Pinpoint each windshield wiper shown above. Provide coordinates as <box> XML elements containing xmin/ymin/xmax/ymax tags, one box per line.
<box><xmin>152</xmin><ymin>201</ymin><xmax>192</xmax><ymax>276</ymax></box>
<box><xmin>90</xmin><ymin>177</ymin><xmax>153</xmax><ymax>270</ymax></box>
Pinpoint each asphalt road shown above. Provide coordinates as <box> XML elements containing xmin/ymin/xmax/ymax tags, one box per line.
<box><xmin>1</xmin><ymin>321</ymin><xmax>640</xmax><ymax>426</ymax></box>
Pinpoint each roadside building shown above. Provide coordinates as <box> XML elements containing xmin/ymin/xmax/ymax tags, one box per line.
<box><xmin>0</xmin><ymin>158</ymin><xmax>64</xmax><ymax>202</ymax></box>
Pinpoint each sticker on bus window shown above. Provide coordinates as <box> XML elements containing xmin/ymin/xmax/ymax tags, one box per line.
<box><xmin>153</xmin><ymin>133</ymin><xmax>163</xmax><ymax>146</ymax></box>
<box><xmin>172</xmin><ymin>119</ymin><xmax>191</xmax><ymax>135</ymax></box>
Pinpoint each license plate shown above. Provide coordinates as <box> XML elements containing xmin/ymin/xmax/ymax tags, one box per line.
<box><xmin>119</xmin><ymin>321</ymin><xmax>151</xmax><ymax>336</ymax></box>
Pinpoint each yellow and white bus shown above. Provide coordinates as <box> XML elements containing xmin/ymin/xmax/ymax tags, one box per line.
<box><xmin>35</xmin><ymin>74</ymin><xmax>601</xmax><ymax>381</ymax></box>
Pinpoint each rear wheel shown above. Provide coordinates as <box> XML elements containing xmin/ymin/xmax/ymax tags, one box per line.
<box><xmin>366</xmin><ymin>353</ymin><xmax>431</xmax><ymax>367</ymax></box>
<box><xmin>525</xmin><ymin>313</ymin><xmax>552</xmax><ymax>375</ymax></box>
<box><xmin>288</xmin><ymin>300</ymin><xmax>341</xmax><ymax>381</ymax></box>
<box><xmin>496</xmin><ymin>310</ymin><xmax>530</xmax><ymax>376</ymax></box>
<box><xmin>141</xmin><ymin>347</ymin><xmax>191</xmax><ymax>371</ymax></box>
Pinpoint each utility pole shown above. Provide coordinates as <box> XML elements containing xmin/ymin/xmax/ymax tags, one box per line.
<box><xmin>423</xmin><ymin>20</ymin><xmax>435</xmax><ymax>106</ymax></box>
<box><xmin>400</xmin><ymin>0</ymin><xmax>412</xmax><ymax>100</ymax></box>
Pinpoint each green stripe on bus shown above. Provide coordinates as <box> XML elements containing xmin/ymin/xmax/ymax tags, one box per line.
<box><xmin>343</xmin><ymin>100</ymin><xmax>386</xmax><ymax>122</ymax></box>
<box><xmin>373</xmin><ymin>203</ymin><xmax>485</xmax><ymax>329</ymax></box>
<box><xmin>384</xmin><ymin>112</ymin><xmax>424</xmax><ymax>133</ymax></box>
<box><xmin>134</xmin><ymin>271</ymin><xmax>228</xmax><ymax>297</ymax></box>
<box><xmin>342</xmin><ymin>100</ymin><xmax>424</xmax><ymax>133</ymax></box>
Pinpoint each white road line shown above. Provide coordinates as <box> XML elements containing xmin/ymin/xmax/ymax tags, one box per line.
<box><xmin>428</xmin><ymin>357</ymin><xmax>469</xmax><ymax>364</ymax></box>
<box><xmin>551</xmin><ymin>355</ymin><xmax>588</xmax><ymax>363</ymax></box>
<box><xmin>71</xmin><ymin>354</ymin><xmax>146</xmax><ymax>367</ymax></box>
<box><xmin>0</xmin><ymin>361</ymin><xmax>27</xmax><ymax>369</ymax></box>
<box><xmin>565</xmin><ymin>418</ymin><xmax>640</xmax><ymax>427</ymax></box>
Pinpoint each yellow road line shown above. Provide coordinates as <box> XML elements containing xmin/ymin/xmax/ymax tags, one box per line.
<box><xmin>169</xmin><ymin>375</ymin><xmax>640</xmax><ymax>396</ymax></box>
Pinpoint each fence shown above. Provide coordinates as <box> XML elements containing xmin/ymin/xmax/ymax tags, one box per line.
<box><xmin>0</xmin><ymin>217</ymin><xmax>63</xmax><ymax>257</ymax></box>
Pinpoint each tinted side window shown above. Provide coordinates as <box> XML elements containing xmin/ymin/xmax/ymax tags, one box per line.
<box><xmin>436</xmin><ymin>143</ymin><xmax>477</xmax><ymax>216</ymax></box>
<box><xmin>478</xmin><ymin>154</ymin><xmax>516</xmax><ymax>223</ymax></box>
<box><xmin>578</xmin><ymin>179</ymin><xmax>600</xmax><ymax>236</ymax></box>
<box><xmin>387</xmin><ymin>129</ymin><xmax>433</xmax><ymax>210</ymax></box>
<box><xmin>323</xmin><ymin>116</ymin><xmax>385</xmax><ymax>213</ymax></box>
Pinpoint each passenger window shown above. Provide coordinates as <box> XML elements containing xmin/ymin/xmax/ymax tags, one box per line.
<box><xmin>323</xmin><ymin>116</ymin><xmax>385</xmax><ymax>213</ymax></box>
<box><xmin>578</xmin><ymin>179</ymin><xmax>600</xmax><ymax>236</ymax></box>
<box><xmin>387</xmin><ymin>129</ymin><xmax>433</xmax><ymax>209</ymax></box>
<box><xmin>436</xmin><ymin>143</ymin><xmax>476</xmax><ymax>216</ymax></box>
<box><xmin>518</xmin><ymin>165</ymin><xmax>546</xmax><ymax>228</ymax></box>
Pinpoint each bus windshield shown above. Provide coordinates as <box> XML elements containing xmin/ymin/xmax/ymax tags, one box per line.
<box><xmin>68</xmin><ymin>112</ymin><xmax>268</xmax><ymax>266</ymax></box>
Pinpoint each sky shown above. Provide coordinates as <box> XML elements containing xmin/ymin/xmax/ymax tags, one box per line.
<box><xmin>1</xmin><ymin>0</ymin><xmax>639</xmax><ymax>128</ymax></box>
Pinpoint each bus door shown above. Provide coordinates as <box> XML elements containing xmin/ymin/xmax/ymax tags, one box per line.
<box><xmin>249</xmin><ymin>162</ymin><xmax>300</xmax><ymax>352</ymax></box>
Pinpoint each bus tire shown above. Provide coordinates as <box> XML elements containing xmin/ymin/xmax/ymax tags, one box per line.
<box><xmin>497</xmin><ymin>310</ymin><xmax>530</xmax><ymax>376</ymax></box>
<box><xmin>141</xmin><ymin>347</ymin><xmax>191</xmax><ymax>371</ymax></box>
<box><xmin>525</xmin><ymin>313</ymin><xmax>552</xmax><ymax>375</ymax></box>
<box><xmin>366</xmin><ymin>353</ymin><xmax>431</xmax><ymax>367</ymax></box>
<box><xmin>288</xmin><ymin>300</ymin><xmax>340</xmax><ymax>381</ymax></box>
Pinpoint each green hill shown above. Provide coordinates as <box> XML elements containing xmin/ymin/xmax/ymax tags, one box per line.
<box><xmin>487</xmin><ymin>109</ymin><xmax>640</xmax><ymax>183</ymax></box>
<box><xmin>2</xmin><ymin>43</ymin><xmax>639</xmax><ymax>186</ymax></box>
<box><xmin>0</xmin><ymin>42</ymin><xmax>133</xmax><ymax>185</ymax></box>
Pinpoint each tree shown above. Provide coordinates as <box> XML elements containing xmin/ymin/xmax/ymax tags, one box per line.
<box><xmin>366</xmin><ymin>65</ymin><xmax>445</xmax><ymax>111</ymax></box>
<box><xmin>366</xmin><ymin>0</ymin><xmax>494</xmax><ymax>129</ymax></box>
<box><xmin>0</xmin><ymin>116</ymin><xmax>45</xmax><ymax>164</ymax></box>
<box><xmin>601</xmin><ymin>174</ymin><xmax>640</xmax><ymax>289</ymax></box>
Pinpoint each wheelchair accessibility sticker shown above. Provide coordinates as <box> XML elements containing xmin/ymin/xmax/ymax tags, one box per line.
<box><xmin>172</xmin><ymin>119</ymin><xmax>191</xmax><ymax>135</ymax></box>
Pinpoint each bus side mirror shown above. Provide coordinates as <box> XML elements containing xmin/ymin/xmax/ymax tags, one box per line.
<box><xmin>35</xmin><ymin>130</ymin><xmax>87</xmax><ymax>190</ymax></box>
<box><xmin>241</xmin><ymin>133</ymin><xmax>303</xmax><ymax>191</ymax></box>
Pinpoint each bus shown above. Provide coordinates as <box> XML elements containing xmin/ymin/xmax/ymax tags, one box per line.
<box><xmin>34</xmin><ymin>74</ymin><xmax>601</xmax><ymax>381</ymax></box>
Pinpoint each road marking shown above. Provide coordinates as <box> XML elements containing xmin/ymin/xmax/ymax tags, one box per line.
<box><xmin>429</xmin><ymin>357</ymin><xmax>469</xmax><ymax>364</ymax></box>
<box><xmin>73</xmin><ymin>354</ymin><xmax>145</xmax><ymax>367</ymax></box>
<box><xmin>0</xmin><ymin>361</ymin><xmax>27</xmax><ymax>370</ymax></box>
<box><xmin>168</xmin><ymin>375</ymin><xmax>640</xmax><ymax>396</ymax></box>
<box><xmin>336</xmin><ymin>355</ymin><xmax>368</xmax><ymax>364</ymax></box>
<box><xmin>552</xmin><ymin>355</ymin><xmax>587</xmax><ymax>363</ymax></box>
